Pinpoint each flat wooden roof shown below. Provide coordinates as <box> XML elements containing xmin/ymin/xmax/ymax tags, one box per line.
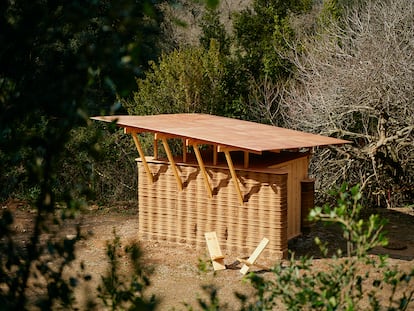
<box><xmin>91</xmin><ymin>113</ymin><xmax>349</xmax><ymax>153</ymax></box>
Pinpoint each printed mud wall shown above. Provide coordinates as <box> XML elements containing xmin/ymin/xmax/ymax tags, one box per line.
<box><xmin>137</xmin><ymin>159</ymin><xmax>289</xmax><ymax>259</ymax></box>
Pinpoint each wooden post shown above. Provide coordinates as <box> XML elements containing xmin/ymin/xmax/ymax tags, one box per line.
<box><xmin>131</xmin><ymin>132</ymin><xmax>153</xmax><ymax>184</ymax></box>
<box><xmin>224</xmin><ymin>150</ymin><xmax>244</xmax><ymax>205</ymax></box>
<box><xmin>153</xmin><ymin>136</ymin><xmax>158</xmax><ymax>160</ymax></box>
<box><xmin>192</xmin><ymin>144</ymin><xmax>213</xmax><ymax>198</ymax></box>
<box><xmin>213</xmin><ymin>145</ymin><xmax>218</xmax><ymax>166</ymax></box>
<box><xmin>244</xmin><ymin>151</ymin><xmax>249</xmax><ymax>169</ymax></box>
<box><xmin>161</xmin><ymin>137</ymin><xmax>183</xmax><ymax>191</ymax></box>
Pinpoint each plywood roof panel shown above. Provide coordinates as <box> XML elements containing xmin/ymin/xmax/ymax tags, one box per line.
<box><xmin>91</xmin><ymin>113</ymin><xmax>350</xmax><ymax>153</ymax></box>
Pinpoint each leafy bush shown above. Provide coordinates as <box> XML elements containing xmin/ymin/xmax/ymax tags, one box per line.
<box><xmin>243</xmin><ymin>184</ymin><xmax>413</xmax><ymax>310</ymax></box>
<box><xmin>97</xmin><ymin>230</ymin><xmax>157</xmax><ymax>310</ymax></box>
<box><xmin>124</xmin><ymin>41</ymin><xmax>233</xmax><ymax>116</ymax></box>
<box><xmin>0</xmin><ymin>0</ymin><xmax>165</xmax><ymax>309</ymax></box>
<box><xmin>232</xmin><ymin>0</ymin><xmax>312</xmax><ymax>81</ymax></box>
<box><xmin>59</xmin><ymin>124</ymin><xmax>138</xmax><ymax>204</ymax></box>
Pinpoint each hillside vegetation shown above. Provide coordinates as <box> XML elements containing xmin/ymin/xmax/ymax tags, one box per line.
<box><xmin>126</xmin><ymin>0</ymin><xmax>414</xmax><ymax>207</ymax></box>
<box><xmin>0</xmin><ymin>0</ymin><xmax>413</xmax><ymax>309</ymax></box>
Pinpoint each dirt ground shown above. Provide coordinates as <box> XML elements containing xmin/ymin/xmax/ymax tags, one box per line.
<box><xmin>3</xmin><ymin>200</ymin><xmax>414</xmax><ymax>310</ymax></box>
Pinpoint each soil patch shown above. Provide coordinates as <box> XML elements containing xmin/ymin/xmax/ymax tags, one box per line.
<box><xmin>2</xmin><ymin>200</ymin><xmax>414</xmax><ymax>309</ymax></box>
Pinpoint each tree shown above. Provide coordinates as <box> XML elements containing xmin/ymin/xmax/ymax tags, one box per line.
<box><xmin>0</xmin><ymin>0</ymin><xmax>165</xmax><ymax>309</ymax></box>
<box><xmin>232</xmin><ymin>0</ymin><xmax>312</xmax><ymax>80</ymax></box>
<box><xmin>124</xmin><ymin>42</ymin><xmax>231</xmax><ymax>117</ymax></box>
<box><xmin>281</xmin><ymin>0</ymin><xmax>414</xmax><ymax>206</ymax></box>
<box><xmin>199</xmin><ymin>7</ymin><xmax>231</xmax><ymax>54</ymax></box>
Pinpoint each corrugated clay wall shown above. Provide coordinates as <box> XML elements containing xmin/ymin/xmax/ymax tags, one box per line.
<box><xmin>137</xmin><ymin>160</ymin><xmax>288</xmax><ymax>259</ymax></box>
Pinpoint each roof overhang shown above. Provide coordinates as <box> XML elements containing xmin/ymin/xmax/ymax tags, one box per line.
<box><xmin>91</xmin><ymin>113</ymin><xmax>350</xmax><ymax>154</ymax></box>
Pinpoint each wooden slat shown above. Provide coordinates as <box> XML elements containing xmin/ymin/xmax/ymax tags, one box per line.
<box><xmin>237</xmin><ymin>258</ymin><xmax>270</xmax><ymax>271</ymax></box>
<box><xmin>240</xmin><ymin>238</ymin><xmax>269</xmax><ymax>275</ymax></box>
<box><xmin>131</xmin><ymin>132</ymin><xmax>153</xmax><ymax>184</ymax></box>
<box><xmin>161</xmin><ymin>137</ymin><xmax>183</xmax><ymax>191</ymax></box>
<box><xmin>205</xmin><ymin>232</ymin><xmax>226</xmax><ymax>271</ymax></box>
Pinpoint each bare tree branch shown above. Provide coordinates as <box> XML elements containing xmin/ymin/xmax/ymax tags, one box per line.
<box><xmin>283</xmin><ymin>0</ymin><xmax>413</xmax><ymax>206</ymax></box>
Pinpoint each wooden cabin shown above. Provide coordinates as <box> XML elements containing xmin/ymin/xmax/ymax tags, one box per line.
<box><xmin>92</xmin><ymin>113</ymin><xmax>348</xmax><ymax>259</ymax></box>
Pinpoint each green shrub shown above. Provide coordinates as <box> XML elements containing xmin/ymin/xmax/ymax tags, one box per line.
<box><xmin>194</xmin><ymin>184</ymin><xmax>414</xmax><ymax>310</ymax></box>
<box><xmin>124</xmin><ymin>41</ymin><xmax>227</xmax><ymax>116</ymax></box>
<box><xmin>241</xmin><ymin>184</ymin><xmax>414</xmax><ymax>310</ymax></box>
<box><xmin>58</xmin><ymin>124</ymin><xmax>138</xmax><ymax>204</ymax></box>
<box><xmin>97</xmin><ymin>230</ymin><xmax>157</xmax><ymax>311</ymax></box>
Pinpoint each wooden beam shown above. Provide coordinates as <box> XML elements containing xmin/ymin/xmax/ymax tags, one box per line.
<box><xmin>131</xmin><ymin>132</ymin><xmax>153</xmax><ymax>184</ymax></box>
<box><xmin>154</xmin><ymin>132</ymin><xmax>180</xmax><ymax>140</ymax></box>
<box><xmin>218</xmin><ymin>145</ymin><xmax>262</xmax><ymax>155</ymax></box>
<box><xmin>192</xmin><ymin>144</ymin><xmax>213</xmax><ymax>198</ymax></box>
<box><xmin>161</xmin><ymin>137</ymin><xmax>183</xmax><ymax>191</ymax></box>
<box><xmin>270</xmin><ymin>149</ymin><xmax>281</xmax><ymax>153</ymax></box>
<box><xmin>240</xmin><ymin>238</ymin><xmax>269</xmax><ymax>275</ymax></box>
<box><xmin>217</xmin><ymin>145</ymin><xmax>240</xmax><ymax>153</ymax></box>
<box><xmin>124</xmin><ymin>127</ymin><xmax>146</xmax><ymax>134</ymax></box>
<box><xmin>185</xmin><ymin>138</ymin><xmax>211</xmax><ymax>146</ymax></box>
<box><xmin>223</xmin><ymin>150</ymin><xmax>244</xmax><ymax>205</ymax></box>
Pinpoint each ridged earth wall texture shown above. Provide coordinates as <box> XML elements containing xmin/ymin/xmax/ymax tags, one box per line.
<box><xmin>137</xmin><ymin>160</ymin><xmax>288</xmax><ymax>259</ymax></box>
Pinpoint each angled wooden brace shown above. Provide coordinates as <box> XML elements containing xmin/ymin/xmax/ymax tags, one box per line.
<box><xmin>156</xmin><ymin>134</ymin><xmax>183</xmax><ymax>191</ymax></box>
<box><xmin>192</xmin><ymin>143</ymin><xmax>213</xmax><ymax>198</ymax></box>
<box><xmin>222</xmin><ymin>149</ymin><xmax>244</xmax><ymax>205</ymax></box>
<box><xmin>130</xmin><ymin>131</ymin><xmax>153</xmax><ymax>184</ymax></box>
<box><xmin>205</xmin><ymin>232</ymin><xmax>226</xmax><ymax>271</ymax></box>
<box><xmin>240</xmin><ymin>237</ymin><xmax>269</xmax><ymax>275</ymax></box>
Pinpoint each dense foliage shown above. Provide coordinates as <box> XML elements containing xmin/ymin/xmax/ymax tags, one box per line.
<box><xmin>232</xmin><ymin>0</ymin><xmax>312</xmax><ymax>80</ymax></box>
<box><xmin>0</xmin><ymin>0</ymin><xmax>164</xmax><ymax>309</ymax></box>
<box><xmin>0</xmin><ymin>0</ymin><xmax>163</xmax><ymax>202</ymax></box>
<box><xmin>0</xmin><ymin>0</ymin><xmax>413</xmax><ymax>309</ymax></box>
